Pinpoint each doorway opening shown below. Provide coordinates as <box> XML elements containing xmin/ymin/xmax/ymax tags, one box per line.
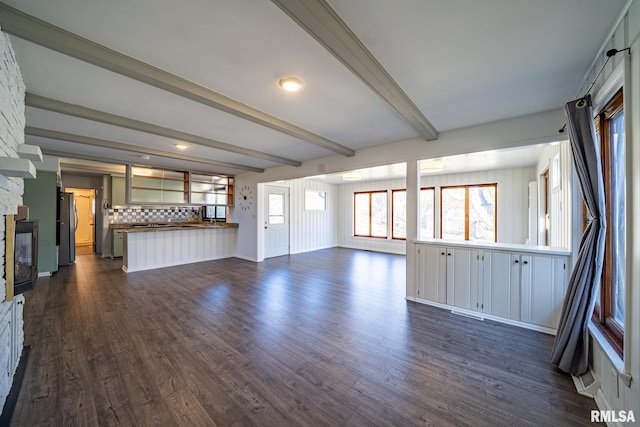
<box><xmin>67</xmin><ymin>188</ymin><xmax>96</xmax><ymax>255</ymax></box>
<box><xmin>541</xmin><ymin>169</ymin><xmax>550</xmax><ymax>246</ymax></box>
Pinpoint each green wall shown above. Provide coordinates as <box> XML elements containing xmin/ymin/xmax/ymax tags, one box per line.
<box><xmin>23</xmin><ymin>171</ymin><xmax>58</xmax><ymax>274</ymax></box>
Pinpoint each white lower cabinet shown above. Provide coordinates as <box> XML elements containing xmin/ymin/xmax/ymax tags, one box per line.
<box><xmin>416</xmin><ymin>246</ymin><xmax>481</xmax><ymax>312</ymax></box>
<box><xmin>446</xmin><ymin>247</ymin><xmax>480</xmax><ymax>311</ymax></box>
<box><xmin>519</xmin><ymin>254</ymin><xmax>567</xmax><ymax>329</ymax></box>
<box><xmin>482</xmin><ymin>251</ymin><xmax>521</xmax><ymax>321</ymax></box>
<box><xmin>415</xmin><ymin>241</ymin><xmax>569</xmax><ymax>333</ymax></box>
<box><xmin>415</xmin><ymin>245</ymin><xmax>446</xmax><ymax>303</ymax></box>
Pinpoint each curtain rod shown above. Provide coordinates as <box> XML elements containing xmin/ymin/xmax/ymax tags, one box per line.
<box><xmin>558</xmin><ymin>47</ymin><xmax>630</xmax><ymax>133</ymax></box>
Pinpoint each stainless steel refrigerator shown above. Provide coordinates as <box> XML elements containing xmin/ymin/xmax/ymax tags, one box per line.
<box><xmin>58</xmin><ymin>192</ymin><xmax>76</xmax><ymax>266</ymax></box>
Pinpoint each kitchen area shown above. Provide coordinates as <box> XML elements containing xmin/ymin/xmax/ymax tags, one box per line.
<box><xmin>24</xmin><ymin>158</ymin><xmax>239</xmax><ymax>276</ymax></box>
<box><xmin>107</xmin><ymin>165</ymin><xmax>238</xmax><ymax>272</ymax></box>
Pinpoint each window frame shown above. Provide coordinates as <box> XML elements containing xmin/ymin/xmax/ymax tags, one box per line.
<box><xmin>305</xmin><ymin>190</ymin><xmax>327</xmax><ymax>211</ymax></box>
<box><xmin>268</xmin><ymin>192</ymin><xmax>286</xmax><ymax>225</ymax></box>
<box><xmin>440</xmin><ymin>183</ymin><xmax>497</xmax><ymax>242</ymax></box>
<box><xmin>353</xmin><ymin>190</ymin><xmax>388</xmax><ymax>239</ymax></box>
<box><xmin>419</xmin><ymin>187</ymin><xmax>435</xmax><ymax>240</ymax></box>
<box><xmin>592</xmin><ymin>87</ymin><xmax>624</xmax><ymax>358</ymax></box>
<box><xmin>391</xmin><ymin>189</ymin><xmax>406</xmax><ymax>240</ymax></box>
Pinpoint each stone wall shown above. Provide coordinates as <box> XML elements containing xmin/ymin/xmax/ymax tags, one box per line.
<box><xmin>0</xmin><ymin>26</ymin><xmax>26</xmax><ymax>410</ymax></box>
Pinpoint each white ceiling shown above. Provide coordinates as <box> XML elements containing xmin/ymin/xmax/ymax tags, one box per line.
<box><xmin>1</xmin><ymin>0</ymin><xmax>627</xmax><ymax>177</ymax></box>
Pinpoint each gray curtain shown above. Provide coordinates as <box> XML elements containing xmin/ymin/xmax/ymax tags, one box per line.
<box><xmin>551</xmin><ymin>95</ymin><xmax>606</xmax><ymax>376</ymax></box>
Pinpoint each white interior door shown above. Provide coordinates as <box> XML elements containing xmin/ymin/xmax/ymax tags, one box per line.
<box><xmin>264</xmin><ymin>185</ymin><xmax>289</xmax><ymax>258</ymax></box>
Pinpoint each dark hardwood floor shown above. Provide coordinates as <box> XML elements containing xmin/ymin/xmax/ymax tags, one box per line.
<box><xmin>10</xmin><ymin>248</ymin><xmax>598</xmax><ymax>426</ymax></box>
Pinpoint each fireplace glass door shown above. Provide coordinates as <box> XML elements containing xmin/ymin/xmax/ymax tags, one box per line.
<box><xmin>15</xmin><ymin>220</ymin><xmax>38</xmax><ymax>295</ymax></box>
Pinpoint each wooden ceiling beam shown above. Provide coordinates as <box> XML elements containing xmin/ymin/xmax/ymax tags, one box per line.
<box><xmin>25</xmin><ymin>127</ymin><xmax>264</xmax><ymax>173</ymax></box>
<box><xmin>272</xmin><ymin>0</ymin><xmax>438</xmax><ymax>141</ymax></box>
<box><xmin>25</xmin><ymin>93</ymin><xmax>297</xmax><ymax>168</ymax></box>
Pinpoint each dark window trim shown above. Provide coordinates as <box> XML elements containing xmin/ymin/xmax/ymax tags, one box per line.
<box><xmin>353</xmin><ymin>190</ymin><xmax>388</xmax><ymax>239</ymax></box>
<box><xmin>420</xmin><ymin>187</ymin><xmax>435</xmax><ymax>239</ymax></box>
<box><xmin>391</xmin><ymin>189</ymin><xmax>406</xmax><ymax>240</ymax></box>
<box><xmin>592</xmin><ymin>87</ymin><xmax>624</xmax><ymax>358</ymax></box>
<box><xmin>440</xmin><ymin>183</ymin><xmax>497</xmax><ymax>242</ymax></box>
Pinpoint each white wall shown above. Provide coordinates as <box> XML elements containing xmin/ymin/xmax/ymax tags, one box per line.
<box><xmin>241</xmin><ymin>178</ymin><xmax>338</xmax><ymax>259</ymax></box>
<box><xmin>285</xmin><ymin>178</ymin><xmax>338</xmax><ymax>255</ymax></box>
<box><xmin>577</xmin><ymin>1</ymin><xmax>640</xmax><ymax>418</ymax></box>
<box><xmin>0</xmin><ymin>27</ymin><xmax>26</xmax><ymax>410</ymax></box>
<box><xmin>535</xmin><ymin>141</ymin><xmax>573</xmax><ymax>250</ymax></box>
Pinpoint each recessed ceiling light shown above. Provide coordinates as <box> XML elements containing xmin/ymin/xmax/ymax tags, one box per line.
<box><xmin>278</xmin><ymin>76</ymin><xmax>303</xmax><ymax>92</ymax></box>
<box><xmin>342</xmin><ymin>171</ymin><xmax>362</xmax><ymax>181</ymax></box>
<box><xmin>420</xmin><ymin>159</ymin><xmax>444</xmax><ymax>173</ymax></box>
<box><xmin>140</xmin><ymin>155</ymin><xmax>150</xmax><ymax>160</ymax></box>
<box><xmin>132</xmin><ymin>166</ymin><xmax>153</xmax><ymax>177</ymax></box>
<box><xmin>175</xmin><ymin>143</ymin><xmax>188</xmax><ymax>150</ymax></box>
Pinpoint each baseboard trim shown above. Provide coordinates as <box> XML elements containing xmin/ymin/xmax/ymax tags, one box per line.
<box><xmin>411</xmin><ymin>297</ymin><xmax>557</xmax><ymax>335</ymax></box>
<box><xmin>337</xmin><ymin>244</ymin><xmax>406</xmax><ymax>255</ymax></box>
<box><xmin>232</xmin><ymin>254</ymin><xmax>260</xmax><ymax>263</ymax></box>
<box><xmin>0</xmin><ymin>345</ymin><xmax>31</xmax><ymax>427</ymax></box>
<box><xmin>290</xmin><ymin>245</ymin><xmax>336</xmax><ymax>255</ymax></box>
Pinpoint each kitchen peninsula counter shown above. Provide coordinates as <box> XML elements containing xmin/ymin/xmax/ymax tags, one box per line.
<box><xmin>109</xmin><ymin>221</ymin><xmax>238</xmax><ymax>230</ymax></box>
<box><xmin>119</xmin><ymin>222</ymin><xmax>238</xmax><ymax>273</ymax></box>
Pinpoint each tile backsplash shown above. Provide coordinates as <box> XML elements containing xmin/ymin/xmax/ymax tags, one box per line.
<box><xmin>108</xmin><ymin>206</ymin><xmax>199</xmax><ymax>224</ymax></box>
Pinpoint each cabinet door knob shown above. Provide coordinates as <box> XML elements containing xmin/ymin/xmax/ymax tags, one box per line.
<box><xmin>447</xmin><ymin>253</ymin><xmax>452</xmax><ymax>256</ymax></box>
<box><xmin>441</xmin><ymin>252</ymin><xmax>445</xmax><ymax>255</ymax></box>
<box><xmin>523</xmin><ymin>260</ymin><xmax>528</xmax><ymax>265</ymax></box>
<box><xmin>514</xmin><ymin>259</ymin><xmax>519</xmax><ymax>263</ymax></box>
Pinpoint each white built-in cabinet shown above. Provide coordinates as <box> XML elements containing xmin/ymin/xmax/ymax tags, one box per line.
<box><xmin>414</xmin><ymin>240</ymin><xmax>570</xmax><ymax>334</ymax></box>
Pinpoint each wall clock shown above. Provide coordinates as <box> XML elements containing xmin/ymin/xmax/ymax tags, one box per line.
<box><xmin>237</xmin><ymin>185</ymin><xmax>254</xmax><ymax>211</ymax></box>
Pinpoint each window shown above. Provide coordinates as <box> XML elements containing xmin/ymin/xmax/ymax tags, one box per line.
<box><xmin>441</xmin><ymin>184</ymin><xmax>496</xmax><ymax>242</ymax></box>
<box><xmin>593</xmin><ymin>87</ymin><xmax>625</xmax><ymax>357</ymax></box>
<box><xmin>305</xmin><ymin>190</ymin><xmax>327</xmax><ymax>210</ymax></box>
<box><xmin>392</xmin><ymin>190</ymin><xmax>406</xmax><ymax>239</ymax></box>
<box><xmin>202</xmin><ymin>205</ymin><xmax>226</xmax><ymax>222</ymax></box>
<box><xmin>354</xmin><ymin>191</ymin><xmax>387</xmax><ymax>238</ymax></box>
<box><xmin>268</xmin><ymin>193</ymin><xmax>285</xmax><ymax>224</ymax></box>
<box><xmin>419</xmin><ymin>188</ymin><xmax>435</xmax><ymax>239</ymax></box>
